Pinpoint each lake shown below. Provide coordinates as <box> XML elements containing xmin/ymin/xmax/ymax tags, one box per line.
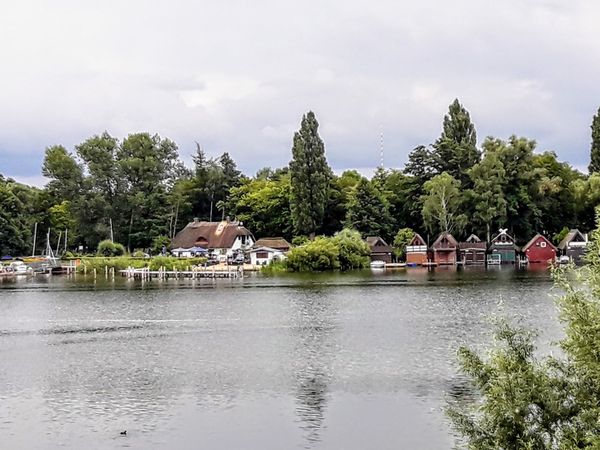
<box><xmin>0</xmin><ymin>267</ymin><xmax>561</xmax><ymax>449</ymax></box>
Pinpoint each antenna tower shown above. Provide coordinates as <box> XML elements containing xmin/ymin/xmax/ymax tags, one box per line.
<box><xmin>379</xmin><ymin>125</ymin><xmax>384</xmax><ymax>169</ymax></box>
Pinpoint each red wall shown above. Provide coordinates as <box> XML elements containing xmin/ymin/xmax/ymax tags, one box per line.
<box><xmin>407</xmin><ymin>252</ymin><xmax>428</xmax><ymax>265</ymax></box>
<box><xmin>434</xmin><ymin>250</ymin><xmax>456</xmax><ymax>265</ymax></box>
<box><xmin>525</xmin><ymin>237</ymin><xmax>556</xmax><ymax>263</ymax></box>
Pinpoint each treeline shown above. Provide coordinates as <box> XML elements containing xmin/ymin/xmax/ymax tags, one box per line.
<box><xmin>2</xmin><ymin>100</ymin><xmax>600</xmax><ymax>256</ymax></box>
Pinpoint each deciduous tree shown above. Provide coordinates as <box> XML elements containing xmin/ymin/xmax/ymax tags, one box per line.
<box><xmin>421</xmin><ymin>172</ymin><xmax>466</xmax><ymax>235</ymax></box>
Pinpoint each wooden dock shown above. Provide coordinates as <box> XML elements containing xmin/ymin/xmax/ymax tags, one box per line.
<box><xmin>120</xmin><ymin>266</ymin><xmax>243</xmax><ymax>280</ymax></box>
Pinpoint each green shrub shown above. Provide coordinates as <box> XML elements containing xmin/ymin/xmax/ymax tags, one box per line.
<box><xmin>332</xmin><ymin>229</ymin><xmax>371</xmax><ymax>270</ymax></box>
<box><xmin>77</xmin><ymin>257</ymin><xmax>146</xmax><ymax>273</ymax></box>
<box><xmin>261</xmin><ymin>260</ymin><xmax>288</xmax><ymax>273</ymax></box>
<box><xmin>285</xmin><ymin>229</ymin><xmax>371</xmax><ymax>272</ymax></box>
<box><xmin>97</xmin><ymin>240</ymin><xmax>126</xmax><ymax>257</ymax></box>
<box><xmin>113</xmin><ymin>242</ymin><xmax>125</xmax><ymax>256</ymax></box>
<box><xmin>393</xmin><ymin>227</ymin><xmax>415</xmax><ymax>261</ymax></box>
<box><xmin>285</xmin><ymin>236</ymin><xmax>340</xmax><ymax>271</ymax></box>
<box><xmin>132</xmin><ymin>250</ymin><xmax>146</xmax><ymax>258</ymax></box>
<box><xmin>76</xmin><ymin>255</ymin><xmax>207</xmax><ymax>273</ymax></box>
<box><xmin>148</xmin><ymin>256</ymin><xmax>206</xmax><ymax>271</ymax></box>
<box><xmin>151</xmin><ymin>235</ymin><xmax>170</xmax><ymax>254</ymax></box>
<box><xmin>291</xmin><ymin>235</ymin><xmax>309</xmax><ymax>246</ymax></box>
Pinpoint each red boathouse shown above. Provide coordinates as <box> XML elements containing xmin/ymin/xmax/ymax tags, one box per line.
<box><xmin>406</xmin><ymin>233</ymin><xmax>428</xmax><ymax>265</ymax></box>
<box><xmin>522</xmin><ymin>233</ymin><xmax>557</xmax><ymax>264</ymax></box>
<box><xmin>432</xmin><ymin>232</ymin><xmax>458</xmax><ymax>265</ymax></box>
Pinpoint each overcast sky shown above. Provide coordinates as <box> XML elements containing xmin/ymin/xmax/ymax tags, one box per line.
<box><xmin>1</xmin><ymin>0</ymin><xmax>599</xmax><ymax>186</ymax></box>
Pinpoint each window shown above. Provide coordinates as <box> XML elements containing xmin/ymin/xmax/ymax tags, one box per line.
<box><xmin>256</xmin><ymin>251</ymin><xmax>269</xmax><ymax>259</ymax></box>
<box><xmin>540</xmin><ymin>241</ymin><xmax>546</xmax><ymax>248</ymax></box>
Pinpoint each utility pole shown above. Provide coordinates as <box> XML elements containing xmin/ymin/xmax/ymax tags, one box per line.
<box><xmin>109</xmin><ymin>218</ymin><xmax>114</xmax><ymax>242</ymax></box>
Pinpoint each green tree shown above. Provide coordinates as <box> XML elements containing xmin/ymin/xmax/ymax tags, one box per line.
<box><xmin>74</xmin><ymin>133</ymin><xmax>122</xmax><ymax>250</ymax></box>
<box><xmin>321</xmin><ymin>175</ymin><xmax>351</xmax><ymax>237</ymax></box>
<box><xmin>468</xmin><ymin>149</ymin><xmax>507</xmax><ymax>242</ymax></box>
<box><xmin>404</xmin><ymin>145</ymin><xmax>437</xmax><ymax>181</ymax></box>
<box><xmin>42</xmin><ymin>145</ymin><xmax>84</xmax><ymax>201</ymax></box>
<box><xmin>289</xmin><ymin>111</ymin><xmax>332</xmax><ymax>236</ymax></box>
<box><xmin>532</xmin><ymin>151</ymin><xmax>581</xmax><ymax>237</ymax></box>
<box><xmin>448</xmin><ymin>216</ymin><xmax>600</xmax><ymax>448</ymax></box>
<box><xmin>0</xmin><ymin>179</ymin><xmax>37</xmax><ymax>255</ymax></box>
<box><xmin>392</xmin><ymin>228</ymin><xmax>415</xmax><ymax>261</ymax></box>
<box><xmin>117</xmin><ymin>133</ymin><xmax>181</xmax><ymax>250</ymax></box>
<box><xmin>489</xmin><ymin>136</ymin><xmax>541</xmax><ymax>241</ymax></box>
<box><xmin>76</xmin><ymin>132</ymin><xmax>120</xmax><ymax>198</ymax></box>
<box><xmin>48</xmin><ymin>201</ymin><xmax>76</xmax><ymax>249</ymax></box>
<box><xmin>345</xmin><ymin>178</ymin><xmax>394</xmax><ymax>241</ymax></box>
<box><xmin>589</xmin><ymin>107</ymin><xmax>600</xmax><ymax>174</ymax></box>
<box><xmin>227</xmin><ymin>175</ymin><xmax>293</xmax><ymax>239</ymax></box>
<box><xmin>432</xmin><ymin>99</ymin><xmax>480</xmax><ymax>184</ymax></box>
<box><xmin>572</xmin><ymin>173</ymin><xmax>600</xmax><ymax>231</ymax></box>
<box><xmin>421</xmin><ymin>172</ymin><xmax>466</xmax><ymax>235</ymax></box>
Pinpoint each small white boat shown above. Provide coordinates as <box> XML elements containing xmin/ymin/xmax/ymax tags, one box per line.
<box><xmin>8</xmin><ymin>261</ymin><xmax>33</xmax><ymax>276</ymax></box>
<box><xmin>370</xmin><ymin>260</ymin><xmax>386</xmax><ymax>269</ymax></box>
<box><xmin>559</xmin><ymin>255</ymin><xmax>570</xmax><ymax>265</ymax></box>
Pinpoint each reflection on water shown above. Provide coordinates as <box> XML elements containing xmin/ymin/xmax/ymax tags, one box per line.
<box><xmin>292</xmin><ymin>288</ymin><xmax>336</xmax><ymax>447</ymax></box>
<box><xmin>0</xmin><ymin>268</ymin><xmax>559</xmax><ymax>449</ymax></box>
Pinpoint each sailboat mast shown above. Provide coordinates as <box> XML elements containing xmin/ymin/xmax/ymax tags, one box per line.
<box><xmin>32</xmin><ymin>222</ymin><xmax>38</xmax><ymax>256</ymax></box>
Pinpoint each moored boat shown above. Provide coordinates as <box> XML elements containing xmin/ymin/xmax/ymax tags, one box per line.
<box><xmin>370</xmin><ymin>260</ymin><xmax>386</xmax><ymax>269</ymax></box>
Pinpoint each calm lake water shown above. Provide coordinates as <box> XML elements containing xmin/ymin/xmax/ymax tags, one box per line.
<box><xmin>0</xmin><ymin>267</ymin><xmax>561</xmax><ymax>449</ymax></box>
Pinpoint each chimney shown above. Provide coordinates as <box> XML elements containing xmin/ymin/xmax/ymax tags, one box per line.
<box><xmin>193</xmin><ymin>217</ymin><xmax>199</xmax><ymax>224</ymax></box>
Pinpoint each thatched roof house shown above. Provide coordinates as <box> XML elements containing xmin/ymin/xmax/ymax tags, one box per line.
<box><xmin>171</xmin><ymin>219</ymin><xmax>255</xmax><ymax>255</ymax></box>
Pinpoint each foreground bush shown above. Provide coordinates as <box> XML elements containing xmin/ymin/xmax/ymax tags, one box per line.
<box><xmin>448</xmin><ymin>215</ymin><xmax>600</xmax><ymax>448</ymax></box>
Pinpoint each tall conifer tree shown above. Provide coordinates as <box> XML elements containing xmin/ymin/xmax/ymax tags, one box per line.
<box><xmin>589</xmin><ymin>107</ymin><xmax>600</xmax><ymax>174</ymax></box>
<box><xmin>289</xmin><ymin>111</ymin><xmax>331</xmax><ymax>236</ymax></box>
<box><xmin>433</xmin><ymin>99</ymin><xmax>480</xmax><ymax>184</ymax></box>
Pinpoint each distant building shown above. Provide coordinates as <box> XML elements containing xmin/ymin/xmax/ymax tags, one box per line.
<box><xmin>406</xmin><ymin>233</ymin><xmax>428</xmax><ymax>265</ymax></box>
<box><xmin>254</xmin><ymin>237</ymin><xmax>292</xmax><ymax>253</ymax></box>
<box><xmin>432</xmin><ymin>232</ymin><xmax>458</xmax><ymax>265</ymax></box>
<box><xmin>557</xmin><ymin>229</ymin><xmax>588</xmax><ymax>264</ymax></box>
<box><xmin>458</xmin><ymin>234</ymin><xmax>487</xmax><ymax>265</ymax></box>
<box><xmin>249</xmin><ymin>246</ymin><xmax>286</xmax><ymax>266</ymax></box>
<box><xmin>489</xmin><ymin>229</ymin><xmax>518</xmax><ymax>264</ymax></box>
<box><xmin>365</xmin><ymin>236</ymin><xmax>393</xmax><ymax>263</ymax></box>
<box><xmin>522</xmin><ymin>233</ymin><xmax>557</xmax><ymax>264</ymax></box>
<box><xmin>171</xmin><ymin>219</ymin><xmax>255</xmax><ymax>257</ymax></box>
<box><xmin>248</xmin><ymin>237</ymin><xmax>292</xmax><ymax>266</ymax></box>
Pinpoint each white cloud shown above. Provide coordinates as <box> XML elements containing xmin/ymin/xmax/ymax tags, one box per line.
<box><xmin>1</xmin><ymin>0</ymin><xmax>600</xmax><ymax>178</ymax></box>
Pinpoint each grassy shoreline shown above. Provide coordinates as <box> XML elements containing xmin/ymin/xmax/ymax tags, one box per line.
<box><xmin>71</xmin><ymin>256</ymin><xmax>207</xmax><ymax>273</ymax></box>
